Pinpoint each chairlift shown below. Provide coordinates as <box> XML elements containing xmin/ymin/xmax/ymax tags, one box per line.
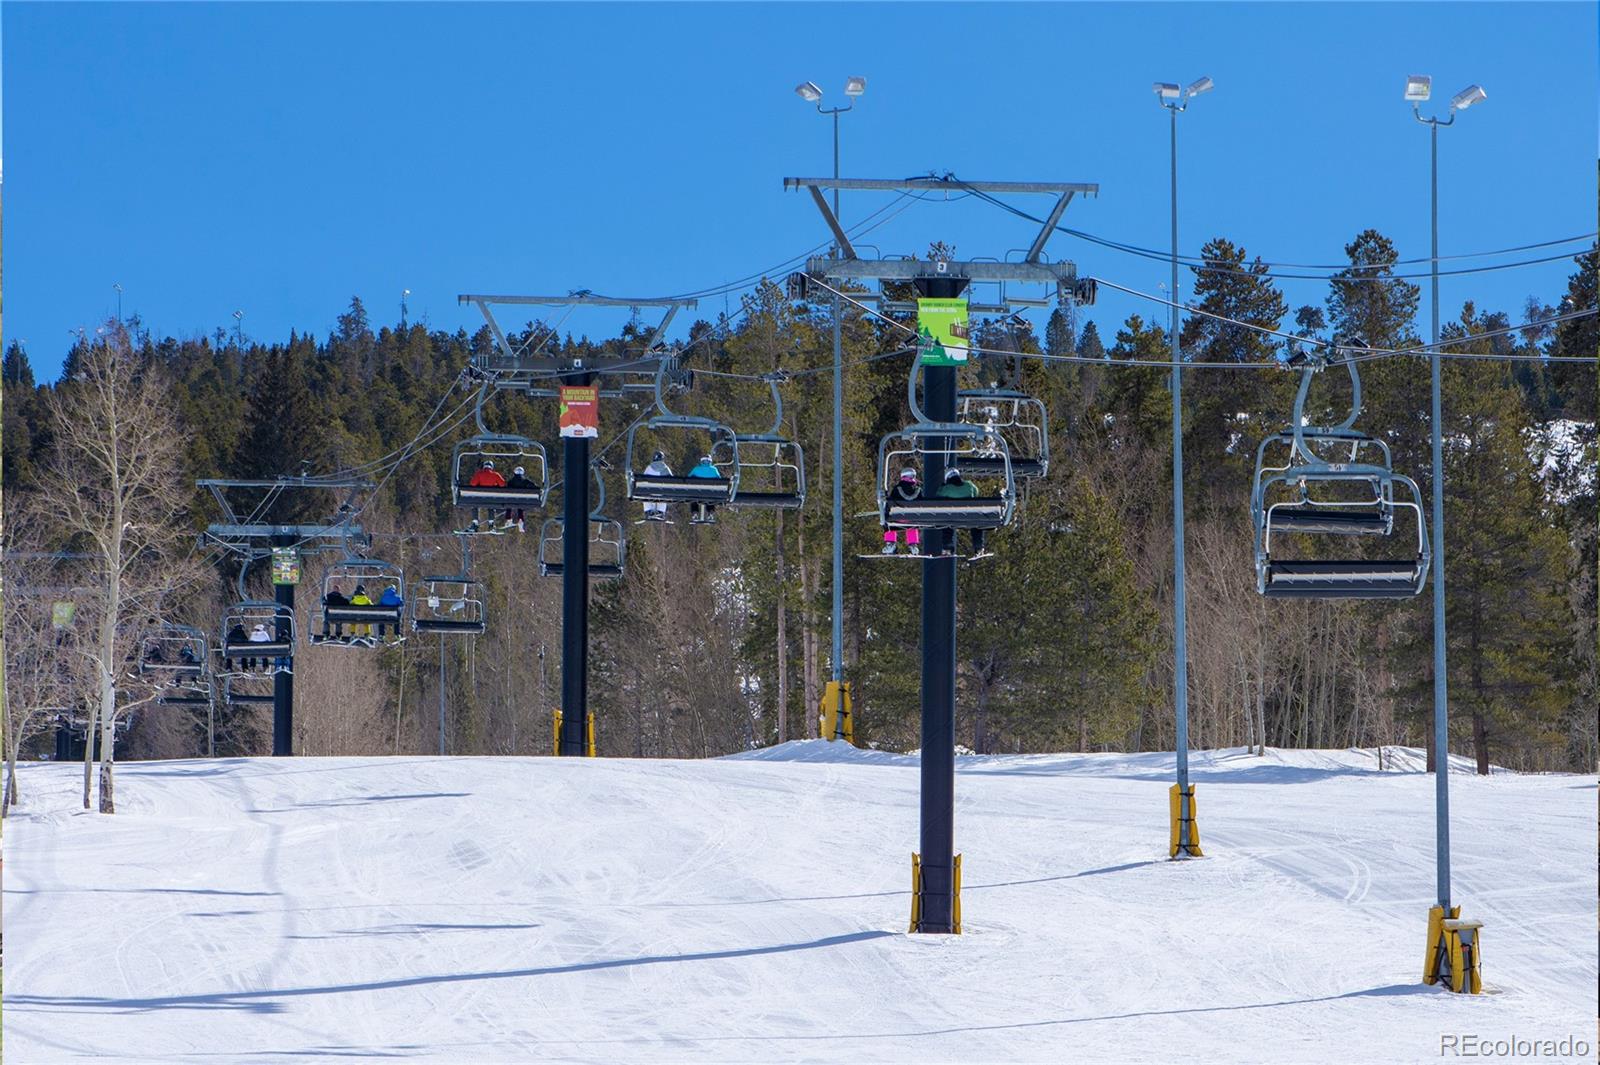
<box><xmin>222</xmin><ymin>676</ymin><xmax>276</xmax><ymax>706</ymax></box>
<box><xmin>625</xmin><ymin>360</ymin><xmax>741</xmax><ymax>506</ymax></box>
<box><xmin>725</xmin><ymin>375</ymin><xmax>806</xmax><ymax>510</ymax></box>
<box><xmin>450</xmin><ymin>388</ymin><xmax>549</xmax><ymax>522</ymax></box>
<box><xmin>138</xmin><ymin>623</ymin><xmax>210</xmax><ymax>683</ymax></box>
<box><xmin>410</xmin><ymin>536</ymin><xmax>486</xmax><ymax>635</ymax></box>
<box><xmin>1250</xmin><ymin>352</ymin><xmax>1429</xmax><ymax>599</ymax></box>
<box><xmin>877</xmin><ymin>353</ymin><xmax>1017</xmax><ymax>532</ymax></box>
<box><xmin>220</xmin><ymin>600</ymin><xmax>295</xmax><ymax>676</ymax></box>
<box><xmin>956</xmin><ymin>388</ymin><xmax>1049</xmax><ymax>481</ymax></box>
<box><xmin>311</xmin><ymin>555</ymin><xmax>407</xmax><ymax>647</ymax></box>
<box><xmin>539</xmin><ymin>464</ymin><xmax>627</xmax><ymax>579</ymax></box>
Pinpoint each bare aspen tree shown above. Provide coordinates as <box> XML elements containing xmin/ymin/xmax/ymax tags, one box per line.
<box><xmin>40</xmin><ymin>327</ymin><xmax>190</xmax><ymax>813</ymax></box>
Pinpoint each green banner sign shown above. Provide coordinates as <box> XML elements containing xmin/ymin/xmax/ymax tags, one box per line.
<box><xmin>916</xmin><ymin>297</ymin><xmax>971</xmax><ymax>366</ymax></box>
<box><xmin>271</xmin><ymin>547</ymin><xmax>301</xmax><ymax>586</ymax></box>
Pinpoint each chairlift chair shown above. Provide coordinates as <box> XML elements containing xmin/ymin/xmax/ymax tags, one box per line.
<box><xmin>312</xmin><ymin>556</ymin><xmax>407</xmax><ymax>647</ymax></box>
<box><xmin>625</xmin><ymin>360</ymin><xmax>741</xmax><ymax>506</ymax></box>
<box><xmin>539</xmin><ymin>464</ymin><xmax>627</xmax><ymax>579</ymax></box>
<box><xmin>451</xmin><ymin>435</ymin><xmax>549</xmax><ymax>510</ymax></box>
<box><xmin>878</xmin><ymin>424</ymin><xmax>1017</xmax><ymax>529</ymax></box>
<box><xmin>877</xmin><ymin>354</ymin><xmax>1018</xmax><ymax>531</ymax></box>
<box><xmin>220</xmin><ymin>601</ymin><xmax>295</xmax><ymax>675</ymax></box>
<box><xmin>138</xmin><ymin>623</ymin><xmax>210</xmax><ymax>683</ymax></box>
<box><xmin>725</xmin><ymin>375</ymin><xmax>806</xmax><ymax>510</ymax></box>
<box><xmin>957</xmin><ymin>388</ymin><xmax>1050</xmax><ymax>481</ymax></box>
<box><xmin>1251</xmin><ymin>353</ymin><xmax>1429</xmax><ymax>599</ymax></box>
<box><xmin>410</xmin><ymin>576</ymin><xmax>487</xmax><ymax>635</ymax></box>
<box><xmin>222</xmin><ymin>676</ymin><xmax>277</xmax><ymax>706</ymax></box>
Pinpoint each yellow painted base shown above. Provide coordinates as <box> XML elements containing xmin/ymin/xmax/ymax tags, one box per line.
<box><xmin>820</xmin><ymin>681</ymin><xmax>854</xmax><ymax>744</ymax></box>
<box><xmin>1425</xmin><ymin>905</ymin><xmax>1484</xmax><ymax>993</ymax></box>
<box><xmin>909</xmin><ymin>852</ymin><xmax>962</xmax><ymax>934</ymax></box>
<box><xmin>552</xmin><ymin>709</ymin><xmax>597</xmax><ymax>757</ymax></box>
<box><xmin>1168</xmin><ymin>783</ymin><xmax>1203</xmax><ymax>858</ymax></box>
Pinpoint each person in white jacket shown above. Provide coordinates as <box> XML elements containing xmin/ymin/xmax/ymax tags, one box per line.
<box><xmin>642</xmin><ymin>451</ymin><xmax>672</xmax><ymax>521</ymax></box>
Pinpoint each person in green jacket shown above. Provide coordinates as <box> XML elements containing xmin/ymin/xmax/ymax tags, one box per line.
<box><xmin>935</xmin><ymin>467</ymin><xmax>986</xmax><ymax>556</ymax></box>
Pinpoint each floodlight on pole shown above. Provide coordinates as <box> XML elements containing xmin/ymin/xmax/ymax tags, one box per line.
<box><xmin>1155</xmin><ymin>74</ymin><xmax>1212</xmax><ymax>858</ymax></box>
<box><xmin>1450</xmin><ymin>84</ymin><xmax>1486</xmax><ymax>111</ymax></box>
<box><xmin>844</xmin><ymin>76</ymin><xmax>866</xmax><ymax>97</ymax></box>
<box><xmin>795</xmin><ymin>81</ymin><xmax>823</xmax><ymax>103</ymax></box>
<box><xmin>1405</xmin><ymin>74</ymin><xmax>1433</xmax><ymax>102</ymax></box>
<box><xmin>1410</xmin><ymin>70</ymin><xmax>1486</xmax><ymax>991</ymax></box>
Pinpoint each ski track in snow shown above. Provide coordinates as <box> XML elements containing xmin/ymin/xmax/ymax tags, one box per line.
<box><xmin>3</xmin><ymin>743</ymin><xmax>1594</xmax><ymax>1064</ymax></box>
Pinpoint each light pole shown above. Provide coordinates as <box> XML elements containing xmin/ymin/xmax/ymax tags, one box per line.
<box><xmin>113</xmin><ymin>283</ymin><xmax>123</xmax><ymax>324</ymax></box>
<box><xmin>1154</xmin><ymin>76</ymin><xmax>1210</xmax><ymax>858</ymax></box>
<box><xmin>232</xmin><ymin>310</ymin><xmax>245</xmax><ymax>349</ymax></box>
<box><xmin>402</xmin><ymin>288</ymin><xmax>411</xmax><ymax>329</ymax></box>
<box><xmin>797</xmin><ymin>75</ymin><xmax>865</xmax><ymax>742</ymax></box>
<box><xmin>1407</xmin><ymin>72</ymin><xmax>1484</xmax><ymax>940</ymax></box>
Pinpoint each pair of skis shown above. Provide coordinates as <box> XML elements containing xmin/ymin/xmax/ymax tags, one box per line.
<box><xmin>860</xmin><ymin>548</ymin><xmax>994</xmax><ymax>563</ymax></box>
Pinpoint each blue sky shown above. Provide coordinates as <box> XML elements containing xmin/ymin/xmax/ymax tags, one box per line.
<box><xmin>4</xmin><ymin>2</ymin><xmax>1595</xmax><ymax>380</ymax></box>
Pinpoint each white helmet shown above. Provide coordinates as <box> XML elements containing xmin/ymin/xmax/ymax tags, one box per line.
<box><xmin>899</xmin><ymin>467</ymin><xmax>918</xmax><ymax>481</ymax></box>
<box><xmin>513</xmin><ymin>466</ymin><xmax>525</xmax><ymax>476</ymax></box>
<box><xmin>482</xmin><ymin>459</ymin><xmax>496</xmax><ymax>470</ymax></box>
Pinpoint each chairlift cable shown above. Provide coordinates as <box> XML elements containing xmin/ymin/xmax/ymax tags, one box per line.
<box><xmin>949</xmin><ymin>175</ymin><xmax>1596</xmax><ymax>281</ymax></box>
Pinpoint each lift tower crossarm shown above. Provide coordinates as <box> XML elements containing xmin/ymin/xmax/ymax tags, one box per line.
<box><xmin>804</xmin><ymin>258</ymin><xmax>1079</xmax><ymax>284</ymax></box>
<box><xmin>457</xmin><ymin>294</ymin><xmax>698</xmax><ymax>374</ymax></box>
<box><xmin>784</xmin><ymin>176</ymin><xmax>1099</xmax><ymax>265</ymax></box>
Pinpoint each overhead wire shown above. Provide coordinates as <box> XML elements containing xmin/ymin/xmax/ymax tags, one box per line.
<box><xmin>943</xmin><ymin>174</ymin><xmax>1595</xmax><ymax>283</ymax></box>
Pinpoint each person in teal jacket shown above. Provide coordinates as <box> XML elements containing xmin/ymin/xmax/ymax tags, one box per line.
<box><xmin>688</xmin><ymin>454</ymin><xmax>721</xmax><ymax>524</ymax></box>
<box><xmin>935</xmin><ymin>467</ymin><xmax>986</xmax><ymax>556</ymax></box>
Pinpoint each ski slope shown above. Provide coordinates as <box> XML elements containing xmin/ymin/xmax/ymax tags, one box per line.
<box><xmin>4</xmin><ymin>743</ymin><xmax>1594</xmax><ymax>1063</ymax></box>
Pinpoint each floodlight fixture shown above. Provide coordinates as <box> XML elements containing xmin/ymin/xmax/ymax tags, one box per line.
<box><xmin>795</xmin><ymin>81</ymin><xmax>823</xmax><ymax>103</ymax></box>
<box><xmin>1185</xmin><ymin>76</ymin><xmax>1214</xmax><ymax>97</ymax></box>
<box><xmin>844</xmin><ymin>76</ymin><xmax>866</xmax><ymax>97</ymax></box>
<box><xmin>1405</xmin><ymin>74</ymin><xmax>1432</xmax><ymax>102</ymax></box>
<box><xmin>1449</xmin><ymin>84</ymin><xmax>1486</xmax><ymax>111</ymax></box>
<box><xmin>1154</xmin><ymin>82</ymin><xmax>1181</xmax><ymax>100</ymax></box>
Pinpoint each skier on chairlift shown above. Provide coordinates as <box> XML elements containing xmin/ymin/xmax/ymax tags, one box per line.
<box><xmin>246</xmin><ymin>622</ymin><xmax>272</xmax><ymax>671</ymax></box>
<box><xmin>505</xmin><ymin>465</ymin><xmax>538</xmax><ymax>532</ymax></box>
<box><xmin>642</xmin><ymin>451</ymin><xmax>672</xmax><ymax>522</ymax></box>
<box><xmin>936</xmin><ymin>467</ymin><xmax>987</xmax><ymax>557</ymax></box>
<box><xmin>466</xmin><ymin>459</ymin><xmax>506</xmax><ymax>533</ymax></box>
<box><xmin>323</xmin><ymin>585</ymin><xmax>350</xmax><ymax>638</ymax></box>
<box><xmin>688</xmin><ymin>454</ymin><xmax>721</xmax><ymax>524</ymax></box>
<box><xmin>882</xmin><ymin>467</ymin><xmax>924</xmax><ymax>556</ymax></box>
<box><xmin>377</xmin><ymin>585</ymin><xmax>404</xmax><ymax>637</ymax></box>
<box><xmin>350</xmin><ymin>584</ymin><xmax>375</xmax><ymax>639</ymax></box>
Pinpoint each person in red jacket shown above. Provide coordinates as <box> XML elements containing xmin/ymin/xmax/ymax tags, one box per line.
<box><xmin>466</xmin><ymin>460</ymin><xmax>507</xmax><ymax>533</ymax></box>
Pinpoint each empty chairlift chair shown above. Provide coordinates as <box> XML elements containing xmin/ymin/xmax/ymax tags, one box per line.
<box><xmin>409</xmin><ymin>576</ymin><xmax>486</xmax><ymax>636</ymax></box>
<box><xmin>220</xmin><ymin>601</ymin><xmax>295</xmax><ymax>675</ymax></box>
<box><xmin>539</xmin><ymin>465</ymin><xmax>627</xmax><ymax>579</ymax></box>
<box><xmin>956</xmin><ymin>388</ymin><xmax>1049</xmax><ymax>481</ymax></box>
<box><xmin>1251</xmin><ymin>353</ymin><xmax>1430</xmax><ymax>599</ymax></box>
<box><xmin>313</xmin><ymin>557</ymin><xmax>408</xmax><ymax>647</ymax></box>
<box><xmin>727</xmin><ymin>375</ymin><xmax>806</xmax><ymax>510</ymax></box>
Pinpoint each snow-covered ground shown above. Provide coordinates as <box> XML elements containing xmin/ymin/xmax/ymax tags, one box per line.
<box><xmin>4</xmin><ymin>743</ymin><xmax>1594</xmax><ymax>1064</ymax></box>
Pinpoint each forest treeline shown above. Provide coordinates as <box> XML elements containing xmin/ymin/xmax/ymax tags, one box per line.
<box><xmin>4</xmin><ymin>227</ymin><xmax>1595</xmax><ymax>783</ymax></box>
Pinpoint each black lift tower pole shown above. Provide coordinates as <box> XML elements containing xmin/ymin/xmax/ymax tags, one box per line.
<box><xmin>781</xmin><ymin>175</ymin><xmax>1098</xmax><ymax>932</ymax></box>
<box><xmin>559</xmin><ymin>369</ymin><xmax>593</xmax><ymax>756</ymax></box>
<box><xmin>457</xmin><ymin>294</ymin><xmax>696</xmax><ymax>756</ymax></box>
<box><xmin>914</xmin><ymin>274</ymin><xmax>966</xmax><ymax>933</ymax></box>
